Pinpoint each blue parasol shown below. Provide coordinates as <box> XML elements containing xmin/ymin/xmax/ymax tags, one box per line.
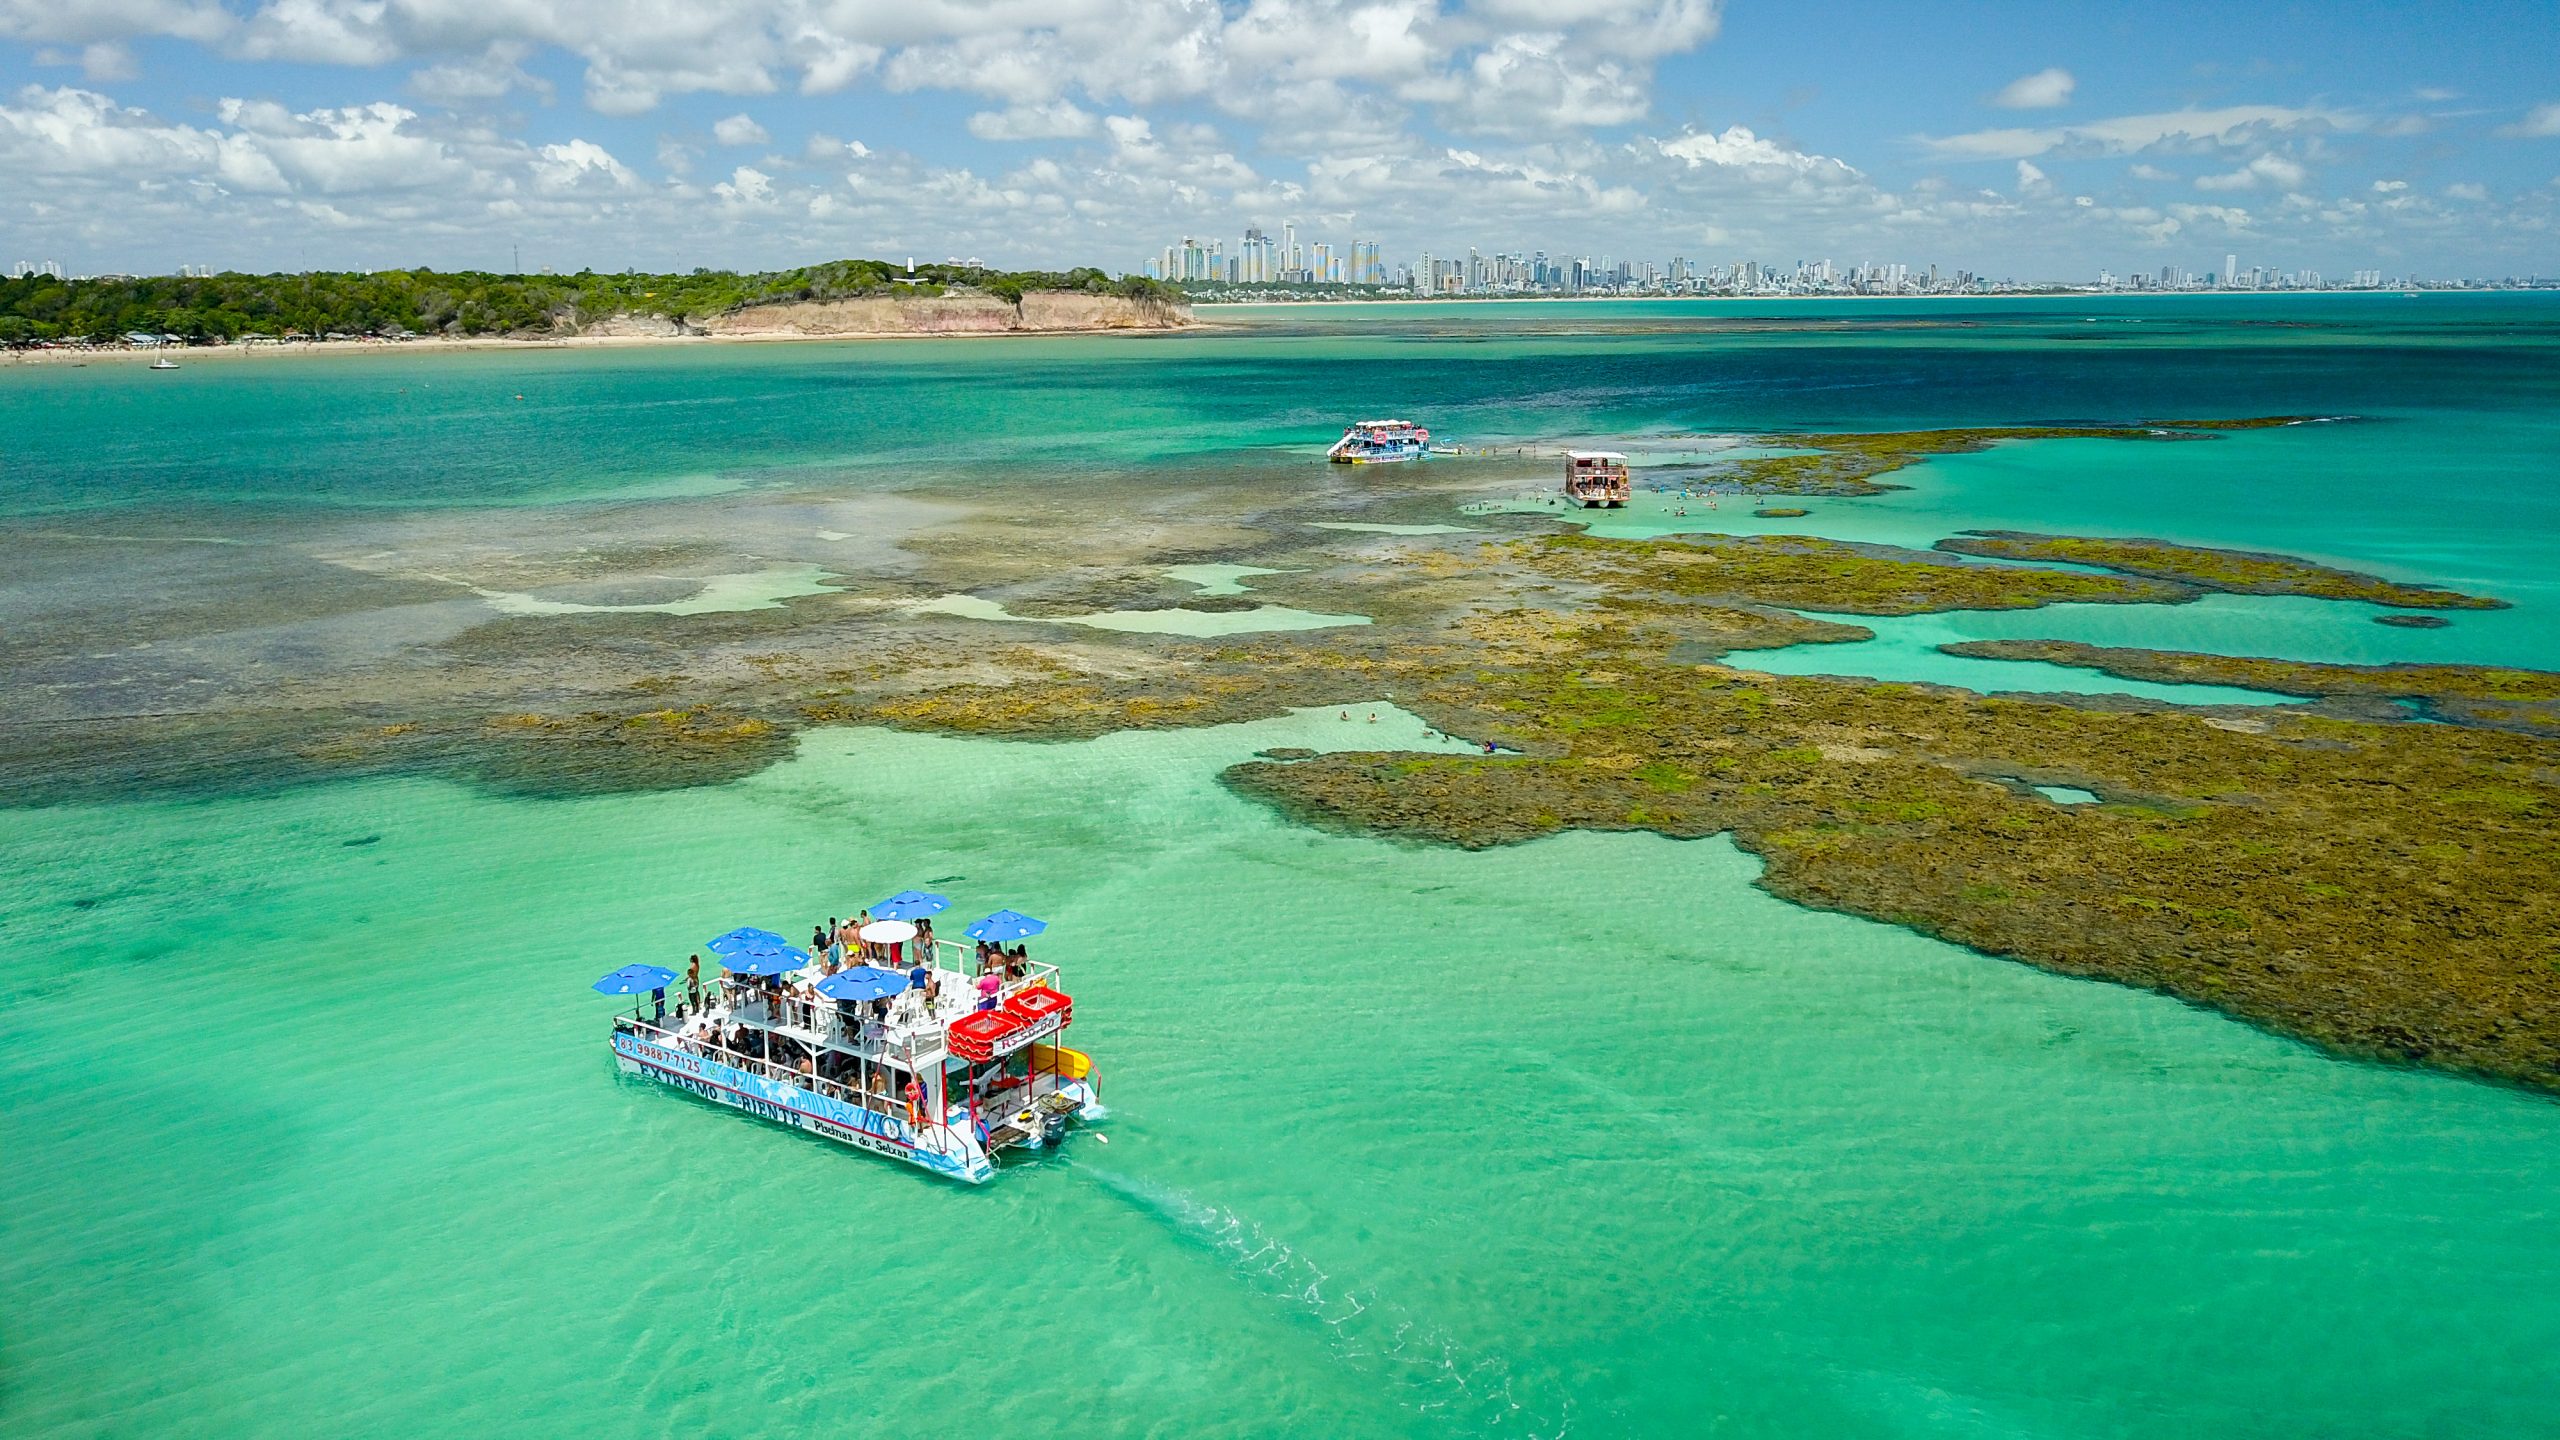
<box><xmin>964</xmin><ymin>909</ymin><xmax>1047</xmax><ymax>944</ymax></box>
<box><xmin>593</xmin><ymin>964</ymin><xmax>676</xmax><ymax>995</ymax></box>
<box><xmin>707</xmin><ymin>926</ymin><xmax>790</xmax><ymax>955</ymax></box>
<box><xmin>816</xmin><ymin>966</ymin><xmax>910</xmax><ymax>1003</ymax></box>
<box><xmin>720</xmin><ymin>946</ymin><xmax>810</xmax><ymax>977</ymax></box>
<box><xmin>870</xmin><ymin>890</ymin><xmax>950</xmax><ymax>921</ymax></box>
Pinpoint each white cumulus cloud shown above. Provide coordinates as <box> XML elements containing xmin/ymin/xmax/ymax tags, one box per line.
<box><xmin>1920</xmin><ymin>105</ymin><xmax>2357</xmax><ymax>160</ymax></box>
<box><xmin>2498</xmin><ymin>103</ymin><xmax>2560</xmax><ymax>139</ymax></box>
<box><xmin>966</xmin><ymin>101</ymin><xmax>1098</xmax><ymax>142</ymax></box>
<box><xmin>712</xmin><ymin>113</ymin><xmax>769</xmax><ymax>146</ymax></box>
<box><xmin>2195</xmin><ymin>152</ymin><xmax>2307</xmax><ymax>192</ymax></box>
<box><xmin>1990</xmin><ymin>67</ymin><xmax>2074</xmax><ymax>110</ymax></box>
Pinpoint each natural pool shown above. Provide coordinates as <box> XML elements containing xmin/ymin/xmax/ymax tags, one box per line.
<box><xmin>452</xmin><ymin>563</ymin><xmax>837</xmax><ymax>616</ymax></box>
<box><xmin>915</xmin><ymin>591</ymin><xmax>1371</xmax><ymax>636</ymax></box>
<box><xmin>5</xmin><ymin>707</ymin><xmax>2556</xmax><ymax>1438</ymax></box>
<box><xmin>1162</xmin><ymin>562</ymin><xmax>1292</xmax><ymax>595</ymax></box>
<box><xmin>1733</xmin><ymin>606</ymin><xmax>2307</xmax><ymax>706</ymax></box>
<box><xmin>10</xmin><ymin>293</ymin><xmax>2560</xmax><ymax>1439</ymax></box>
<box><xmin>1308</xmin><ymin>521</ymin><xmax>1479</xmax><ymax>536</ymax></box>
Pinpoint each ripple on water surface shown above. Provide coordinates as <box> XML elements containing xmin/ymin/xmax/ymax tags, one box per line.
<box><xmin>2</xmin><ymin>707</ymin><xmax>2556</xmax><ymax>1437</ymax></box>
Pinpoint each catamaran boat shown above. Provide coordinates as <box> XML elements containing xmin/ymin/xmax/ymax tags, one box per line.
<box><xmin>597</xmin><ymin>900</ymin><xmax>1099</xmax><ymax>1184</ymax></box>
<box><xmin>1564</xmin><ymin>450</ymin><xmax>1631</xmax><ymax>508</ymax></box>
<box><xmin>1327</xmin><ymin>418</ymin><xmax>1431</xmax><ymax>464</ymax></box>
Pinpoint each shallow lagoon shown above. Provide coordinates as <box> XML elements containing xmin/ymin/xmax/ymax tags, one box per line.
<box><xmin>1735</xmin><ymin>605</ymin><xmax>2307</xmax><ymax>705</ymax></box>
<box><xmin>6</xmin><ymin>295</ymin><xmax>2560</xmax><ymax>1438</ymax></box>
<box><xmin>916</xmin><ymin>591</ymin><xmax>1371</xmax><ymax>636</ymax></box>
<box><xmin>5</xmin><ymin>708</ymin><xmax>2557</xmax><ymax>1438</ymax></box>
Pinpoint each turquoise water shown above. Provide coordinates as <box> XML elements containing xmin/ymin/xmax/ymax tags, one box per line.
<box><xmin>915</xmin><ymin>591</ymin><xmax>1371</xmax><ymax>635</ymax></box>
<box><xmin>6</xmin><ymin>297</ymin><xmax>2560</xmax><ymax>1437</ymax></box>
<box><xmin>6</xmin><ymin>709</ymin><xmax>2557</xmax><ymax>1438</ymax></box>
<box><xmin>1734</xmin><ymin>607</ymin><xmax>2304</xmax><ymax>705</ymax></box>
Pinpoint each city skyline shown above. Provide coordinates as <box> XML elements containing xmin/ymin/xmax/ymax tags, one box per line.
<box><xmin>2</xmin><ymin>3</ymin><xmax>2556</xmax><ymax>276</ymax></box>
<box><xmin>1145</xmin><ymin>225</ymin><xmax>2538</xmax><ymax>295</ymax></box>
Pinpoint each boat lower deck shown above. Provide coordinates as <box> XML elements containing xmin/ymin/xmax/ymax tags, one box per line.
<box><xmin>609</xmin><ymin>985</ymin><xmax>1093</xmax><ymax>1181</ymax></box>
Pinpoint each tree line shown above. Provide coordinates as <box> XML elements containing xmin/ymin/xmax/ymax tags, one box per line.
<box><xmin>0</xmin><ymin>260</ymin><xmax>1184</xmax><ymax>344</ymax></box>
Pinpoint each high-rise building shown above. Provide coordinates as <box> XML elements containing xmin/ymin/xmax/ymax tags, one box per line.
<box><xmin>2222</xmin><ymin>253</ymin><xmax>2239</xmax><ymax>286</ymax></box>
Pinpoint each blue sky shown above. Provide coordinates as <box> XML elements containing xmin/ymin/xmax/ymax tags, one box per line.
<box><xmin>2</xmin><ymin>0</ymin><xmax>2554</xmax><ymax>278</ymax></box>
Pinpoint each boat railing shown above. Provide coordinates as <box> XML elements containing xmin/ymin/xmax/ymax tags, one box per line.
<box><xmin>613</xmin><ymin>1013</ymin><xmax>926</xmax><ymax>1124</ymax></box>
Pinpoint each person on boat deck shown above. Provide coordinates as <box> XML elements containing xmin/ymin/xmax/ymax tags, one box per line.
<box><xmin>684</xmin><ymin>955</ymin><xmax>702</xmax><ymax>1010</ymax></box>
<box><xmin>907</xmin><ymin>958</ymin><xmax>930</xmax><ymax>1000</ymax></box>
<box><xmin>855</xmin><ymin>910</ymin><xmax>875</xmax><ymax>961</ymax></box>
<box><xmin>914</xmin><ymin>917</ymin><xmax>936</xmax><ymax>957</ymax></box>
<box><xmin>975</xmin><ymin>971</ymin><xmax>1002</xmax><ymax>1011</ymax></box>
<box><xmin>649</xmin><ymin>984</ymin><xmax>667</xmax><ymax>1022</ymax></box>
<box><xmin>821</xmin><ymin>919</ymin><xmax>843</xmax><ymax>966</ymax></box>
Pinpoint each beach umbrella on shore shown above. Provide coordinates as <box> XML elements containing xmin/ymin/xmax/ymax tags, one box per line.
<box><xmin>720</xmin><ymin>946</ymin><xmax>809</xmax><ymax>977</ymax></box>
<box><xmin>964</xmin><ymin>909</ymin><xmax>1047</xmax><ymax>944</ymax></box>
<box><xmin>870</xmin><ymin>891</ymin><xmax>949</xmax><ymax>921</ymax></box>
<box><xmin>592</xmin><ymin>964</ymin><xmax>677</xmax><ymax>994</ymax></box>
<box><xmin>707</xmin><ymin>926</ymin><xmax>790</xmax><ymax>955</ymax></box>
<box><xmin>817</xmin><ymin>966</ymin><xmax>910</xmax><ymax>1004</ymax></box>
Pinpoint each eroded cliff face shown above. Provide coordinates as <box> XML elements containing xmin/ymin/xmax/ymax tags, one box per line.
<box><xmin>689</xmin><ymin>291</ymin><xmax>1187</xmax><ymax>336</ymax></box>
<box><xmin>1015</xmin><ymin>291</ymin><xmax>1188</xmax><ymax>330</ymax></box>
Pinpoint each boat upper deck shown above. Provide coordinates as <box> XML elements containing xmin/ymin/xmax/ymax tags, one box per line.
<box><xmin>609</xmin><ymin>939</ymin><xmax>1080</xmax><ymax>1144</ymax></box>
<box><xmin>647</xmin><ymin>940</ymin><xmax>1058</xmax><ymax>1060</ymax></box>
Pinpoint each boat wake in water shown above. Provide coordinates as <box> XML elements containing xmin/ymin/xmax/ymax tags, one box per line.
<box><xmin>1077</xmin><ymin>1164</ymin><xmax>1576</xmax><ymax>1438</ymax></box>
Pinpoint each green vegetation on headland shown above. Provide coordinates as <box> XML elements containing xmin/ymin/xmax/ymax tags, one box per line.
<box><xmin>1935</xmin><ymin>531</ymin><xmax>2507</xmax><ymax>610</ymax></box>
<box><xmin>1734</xmin><ymin>418</ymin><xmax>2322</xmax><ymax>496</ymax></box>
<box><xmin>0</xmin><ymin>260</ymin><xmax>1183</xmax><ymax>343</ymax></box>
<box><xmin>1943</xmin><ymin>639</ymin><xmax>2560</xmax><ymax>736</ymax></box>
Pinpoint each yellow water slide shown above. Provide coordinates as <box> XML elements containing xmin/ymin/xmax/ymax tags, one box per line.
<box><xmin>1028</xmin><ymin>1043</ymin><xmax>1090</xmax><ymax>1080</ymax></box>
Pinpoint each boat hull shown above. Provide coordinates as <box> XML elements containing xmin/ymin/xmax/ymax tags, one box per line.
<box><xmin>612</xmin><ymin>1032</ymin><xmax>996</xmax><ymax>1184</ymax></box>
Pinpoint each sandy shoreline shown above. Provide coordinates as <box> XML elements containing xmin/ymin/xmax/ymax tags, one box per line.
<box><xmin>0</xmin><ymin>321</ymin><xmax>1195</xmax><ymax>368</ymax></box>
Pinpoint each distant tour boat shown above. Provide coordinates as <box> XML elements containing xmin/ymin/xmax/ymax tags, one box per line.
<box><xmin>1328</xmin><ymin>418</ymin><xmax>1430</xmax><ymax>464</ymax></box>
<box><xmin>597</xmin><ymin>901</ymin><xmax>1099</xmax><ymax>1184</ymax></box>
<box><xmin>148</xmin><ymin>355</ymin><xmax>178</xmax><ymax>370</ymax></box>
<box><xmin>1564</xmin><ymin>450</ymin><xmax>1631</xmax><ymax>508</ymax></box>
